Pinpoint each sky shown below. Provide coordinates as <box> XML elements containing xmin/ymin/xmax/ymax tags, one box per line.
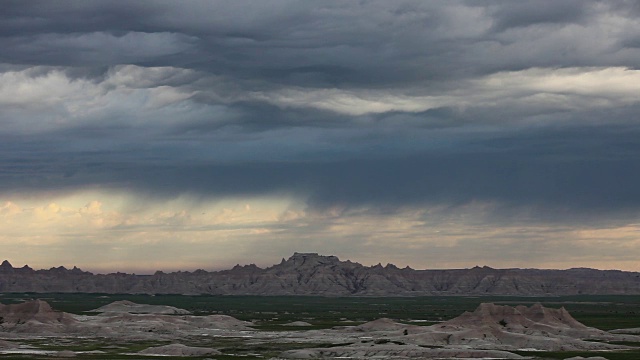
<box><xmin>1</xmin><ymin>0</ymin><xmax>640</xmax><ymax>273</ymax></box>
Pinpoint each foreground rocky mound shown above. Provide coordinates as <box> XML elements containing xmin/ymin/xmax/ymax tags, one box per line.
<box><xmin>419</xmin><ymin>303</ymin><xmax>626</xmax><ymax>351</ymax></box>
<box><xmin>2</xmin><ymin>253</ymin><xmax>640</xmax><ymax>296</ymax></box>
<box><xmin>0</xmin><ymin>299</ymin><xmax>250</xmax><ymax>340</ymax></box>
<box><xmin>91</xmin><ymin>300</ymin><xmax>191</xmax><ymax>314</ymax></box>
<box><xmin>87</xmin><ymin>312</ymin><xmax>251</xmax><ymax>339</ymax></box>
<box><xmin>0</xmin><ymin>300</ymin><xmax>79</xmax><ymax>333</ymax></box>
<box><xmin>282</xmin><ymin>303</ymin><xmax>640</xmax><ymax>358</ymax></box>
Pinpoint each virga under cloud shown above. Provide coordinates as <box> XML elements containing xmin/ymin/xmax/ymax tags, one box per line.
<box><xmin>1</xmin><ymin>1</ymin><xmax>639</xmax><ymax>272</ymax></box>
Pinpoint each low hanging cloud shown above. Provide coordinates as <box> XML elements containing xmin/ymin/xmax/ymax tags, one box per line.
<box><xmin>249</xmin><ymin>67</ymin><xmax>640</xmax><ymax>115</ymax></box>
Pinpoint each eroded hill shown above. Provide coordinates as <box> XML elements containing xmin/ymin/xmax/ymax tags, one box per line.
<box><xmin>1</xmin><ymin>299</ymin><xmax>639</xmax><ymax>359</ymax></box>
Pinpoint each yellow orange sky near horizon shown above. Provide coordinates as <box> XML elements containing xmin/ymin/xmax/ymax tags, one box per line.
<box><xmin>1</xmin><ymin>190</ymin><xmax>639</xmax><ymax>274</ymax></box>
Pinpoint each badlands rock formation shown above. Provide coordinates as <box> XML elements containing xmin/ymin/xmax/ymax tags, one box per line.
<box><xmin>91</xmin><ymin>300</ymin><xmax>191</xmax><ymax>314</ymax></box>
<box><xmin>2</xmin><ymin>253</ymin><xmax>640</xmax><ymax>296</ymax></box>
<box><xmin>281</xmin><ymin>303</ymin><xmax>640</xmax><ymax>359</ymax></box>
<box><xmin>0</xmin><ymin>300</ymin><xmax>638</xmax><ymax>359</ymax></box>
<box><xmin>409</xmin><ymin>303</ymin><xmax>629</xmax><ymax>351</ymax></box>
<box><xmin>0</xmin><ymin>299</ymin><xmax>250</xmax><ymax>340</ymax></box>
<box><xmin>0</xmin><ymin>299</ymin><xmax>79</xmax><ymax>334</ymax></box>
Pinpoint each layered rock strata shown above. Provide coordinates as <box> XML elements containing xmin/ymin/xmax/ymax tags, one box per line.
<box><xmin>2</xmin><ymin>253</ymin><xmax>640</xmax><ymax>296</ymax></box>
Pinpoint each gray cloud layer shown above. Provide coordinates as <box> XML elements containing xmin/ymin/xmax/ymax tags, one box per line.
<box><xmin>2</xmin><ymin>0</ymin><xmax>640</xmax><ymax>223</ymax></box>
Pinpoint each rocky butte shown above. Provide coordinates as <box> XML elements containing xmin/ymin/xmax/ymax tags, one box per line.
<box><xmin>1</xmin><ymin>253</ymin><xmax>640</xmax><ymax>296</ymax></box>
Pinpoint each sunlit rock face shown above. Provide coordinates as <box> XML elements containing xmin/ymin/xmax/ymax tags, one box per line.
<box><xmin>1</xmin><ymin>253</ymin><xmax>640</xmax><ymax>296</ymax></box>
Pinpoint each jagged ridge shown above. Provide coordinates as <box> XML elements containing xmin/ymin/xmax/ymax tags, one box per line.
<box><xmin>1</xmin><ymin>253</ymin><xmax>640</xmax><ymax>296</ymax></box>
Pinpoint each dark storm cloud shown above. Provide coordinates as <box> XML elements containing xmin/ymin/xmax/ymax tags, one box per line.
<box><xmin>2</xmin><ymin>0</ymin><xmax>640</xmax><ymax>224</ymax></box>
<box><xmin>2</xmin><ymin>1</ymin><xmax>639</xmax><ymax>86</ymax></box>
<box><xmin>3</xmin><ymin>116</ymin><xmax>640</xmax><ymax>225</ymax></box>
<box><xmin>484</xmin><ymin>0</ymin><xmax>592</xmax><ymax>31</ymax></box>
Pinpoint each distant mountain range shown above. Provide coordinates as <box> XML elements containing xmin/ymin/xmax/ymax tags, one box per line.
<box><xmin>1</xmin><ymin>252</ymin><xmax>639</xmax><ymax>296</ymax></box>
